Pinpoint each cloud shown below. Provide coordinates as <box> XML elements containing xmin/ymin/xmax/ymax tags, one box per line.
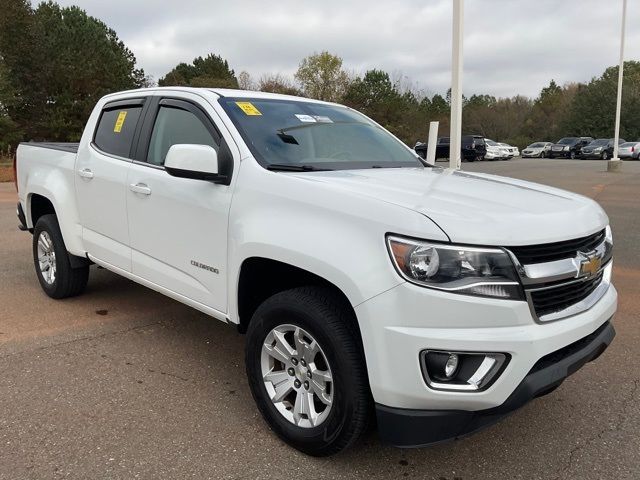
<box><xmin>58</xmin><ymin>0</ymin><xmax>640</xmax><ymax>98</ymax></box>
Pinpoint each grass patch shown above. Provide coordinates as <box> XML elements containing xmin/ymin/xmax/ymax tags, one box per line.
<box><xmin>0</xmin><ymin>165</ymin><xmax>13</xmax><ymax>182</ymax></box>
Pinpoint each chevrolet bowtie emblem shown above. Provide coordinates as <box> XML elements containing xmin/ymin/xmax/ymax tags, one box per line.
<box><xmin>576</xmin><ymin>251</ymin><xmax>602</xmax><ymax>278</ymax></box>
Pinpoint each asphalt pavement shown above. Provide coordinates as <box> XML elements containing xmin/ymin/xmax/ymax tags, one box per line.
<box><xmin>1</xmin><ymin>158</ymin><xmax>639</xmax><ymax>479</ymax></box>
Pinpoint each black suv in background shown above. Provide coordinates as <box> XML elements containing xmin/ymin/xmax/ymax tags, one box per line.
<box><xmin>548</xmin><ymin>137</ymin><xmax>593</xmax><ymax>159</ymax></box>
<box><xmin>580</xmin><ymin>138</ymin><xmax>626</xmax><ymax>160</ymax></box>
<box><xmin>415</xmin><ymin>135</ymin><xmax>487</xmax><ymax>162</ymax></box>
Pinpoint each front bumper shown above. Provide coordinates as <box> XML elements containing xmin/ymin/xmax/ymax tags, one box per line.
<box><xmin>354</xmin><ymin>276</ymin><xmax>617</xmax><ymax>445</ymax></box>
<box><xmin>375</xmin><ymin>320</ymin><xmax>615</xmax><ymax>447</ymax></box>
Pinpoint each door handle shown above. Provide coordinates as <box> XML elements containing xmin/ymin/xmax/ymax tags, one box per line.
<box><xmin>129</xmin><ymin>183</ymin><xmax>152</xmax><ymax>195</ymax></box>
<box><xmin>77</xmin><ymin>168</ymin><xmax>94</xmax><ymax>179</ymax></box>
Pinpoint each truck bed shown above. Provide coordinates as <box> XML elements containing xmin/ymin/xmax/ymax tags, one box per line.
<box><xmin>19</xmin><ymin>142</ymin><xmax>79</xmax><ymax>154</ymax></box>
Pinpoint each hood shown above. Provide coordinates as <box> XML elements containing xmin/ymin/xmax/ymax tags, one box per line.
<box><xmin>289</xmin><ymin>167</ymin><xmax>607</xmax><ymax>246</ymax></box>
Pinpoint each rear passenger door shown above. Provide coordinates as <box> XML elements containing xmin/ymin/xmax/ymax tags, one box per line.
<box><xmin>76</xmin><ymin>97</ymin><xmax>147</xmax><ymax>271</ymax></box>
<box><xmin>126</xmin><ymin>94</ymin><xmax>235</xmax><ymax>313</ymax></box>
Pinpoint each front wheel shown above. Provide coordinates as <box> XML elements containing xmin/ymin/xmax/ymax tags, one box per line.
<box><xmin>33</xmin><ymin>214</ymin><xmax>89</xmax><ymax>299</ymax></box>
<box><xmin>245</xmin><ymin>287</ymin><xmax>371</xmax><ymax>456</ymax></box>
<box><xmin>570</xmin><ymin>151</ymin><xmax>576</xmax><ymax>159</ymax></box>
<box><xmin>602</xmin><ymin>151</ymin><xmax>609</xmax><ymax>160</ymax></box>
<box><xmin>540</xmin><ymin>151</ymin><xmax>546</xmax><ymax>158</ymax></box>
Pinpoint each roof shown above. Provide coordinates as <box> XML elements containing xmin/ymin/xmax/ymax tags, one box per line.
<box><xmin>101</xmin><ymin>86</ymin><xmax>338</xmax><ymax>106</ymax></box>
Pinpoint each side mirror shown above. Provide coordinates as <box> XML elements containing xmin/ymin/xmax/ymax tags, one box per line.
<box><xmin>165</xmin><ymin>144</ymin><xmax>226</xmax><ymax>182</ymax></box>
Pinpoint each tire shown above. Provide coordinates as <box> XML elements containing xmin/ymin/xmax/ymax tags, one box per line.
<box><xmin>245</xmin><ymin>286</ymin><xmax>371</xmax><ymax>456</ymax></box>
<box><xmin>33</xmin><ymin>214</ymin><xmax>89</xmax><ymax>299</ymax></box>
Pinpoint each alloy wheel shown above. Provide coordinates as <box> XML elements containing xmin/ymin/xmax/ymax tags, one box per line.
<box><xmin>36</xmin><ymin>231</ymin><xmax>56</xmax><ymax>285</ymax></box>
<box><xmin>261</xmin><ymin>324</ymin><xmax>334</xmax><ymax>428</ymax></box>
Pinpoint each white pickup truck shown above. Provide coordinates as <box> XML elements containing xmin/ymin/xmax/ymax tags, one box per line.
<box><xmin>15</xmin><ymin>87</ymin><xmax>616</xmax><ymax>456</ymax></box>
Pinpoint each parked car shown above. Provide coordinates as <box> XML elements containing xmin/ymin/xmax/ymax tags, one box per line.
<box><xmin>522</xmin><ymin>142</ymin><xmax>553</xmax><ymax>158</ymax></box>
<box><xmin>548</xmin><ymin>137</ymin><xmax>593</xmax><ymax>159</ymax></box>
<box><xmin>498</xmin><ymin>143</ymin><xmax>520</xmax><ymax>158</ymax></box>
<box><xmin>580</xmin><ymin>138</ymin><xmax>626</xmax><ymax>160</ymax></box>
<box><xmin>15</xmin><ymin>87</ymin><xmax>616</xmax><ymax>455</ymax></box>
<box><xmin>485</xmin><ymin>139</ymin><xmax>510</xmax><ymax>160</ymax></box>
<box><xmin>618</xmin><ymin>141</ymin><xmax>640</xmax><ymax>160</ymax></box>
<box><xmin>415</xmin><ymin>135</ymin><xmax>486</xmax><ymax>162</ymax></box>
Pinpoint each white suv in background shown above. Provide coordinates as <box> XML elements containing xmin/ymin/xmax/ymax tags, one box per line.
<box><xmin>499</xmin><ymin>143</ymin><xmax>520</xmax><ymax>158</ymax></box>
<box><xmin>485</xmin><ymin>139</ymin><xmax>510</xmax><ymax>160</ymax></box>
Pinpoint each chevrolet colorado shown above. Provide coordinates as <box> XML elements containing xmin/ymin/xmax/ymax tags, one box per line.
<box><xmin>15</xmin><ymin>87</ymin><xmax>616</xmax><ymax>456</ymax></box>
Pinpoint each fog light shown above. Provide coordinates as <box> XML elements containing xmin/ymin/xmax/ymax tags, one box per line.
<box><xmin>421</xmin><ymin>350</ymin><xmax>509</xmax><ymax>392</ymax></box>
<box><xmin>444</xmin><ymin>353</ymin><xmax>459</xmax><ymax>378</ymax></box>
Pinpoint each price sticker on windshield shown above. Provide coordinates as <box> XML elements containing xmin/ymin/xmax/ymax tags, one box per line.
<box><xmin>113</xmin><ymin>111</ymin><xmax>127</xmax><ymax>133</ymax></box>
<box><xmin>236</xmin><ymin>102</ymin><xmax>262</xmax><ymax>116</ymax></box>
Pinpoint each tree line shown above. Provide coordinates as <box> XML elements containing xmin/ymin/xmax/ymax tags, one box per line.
<box><xmin>1</xmin><ymin>0</ymin><xmax>639</xmax><ymax>155</ymax></box>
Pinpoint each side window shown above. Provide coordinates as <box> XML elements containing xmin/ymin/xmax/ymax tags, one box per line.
<box><xmin>94</xmin><ymin>105</ymin><xmax>143</xmax><ymax>158</ymax></box>
<box><xmin>147</xmin><ymin>106</ymin><xmax>218</xmax><ymax>166</ymax></box>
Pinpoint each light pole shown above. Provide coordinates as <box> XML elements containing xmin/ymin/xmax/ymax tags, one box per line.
<box><xmin>449</xmin><ymin>0</ymin><xmax>464</xmax><ymax>170</ymax></box>
<box><xmin>609</xmin><ymin>0</ymin><xmax>627</xmax><ymax>171</ymax></box>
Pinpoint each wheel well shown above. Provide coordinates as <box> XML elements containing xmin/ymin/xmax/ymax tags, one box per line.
<box><xmin>237</xmin><ymin>257</ymin><xmax>358</xmax><ymax>336</ymax></box>
<box><xmin>30</xmin><ymin>194</ymin><xmax>56</xmax><ymax>227</ymax></box>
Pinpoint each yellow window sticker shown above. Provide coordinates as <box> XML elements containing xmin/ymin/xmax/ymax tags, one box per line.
<box><xmin>114</xmin><ymin>111</ymin><xmax>128</xmax><ymax>133</ymax></box>
<box><xmin>235</xmin><ymin>102</ymin><xmax>262</xmax><ymax>116</ymax></box>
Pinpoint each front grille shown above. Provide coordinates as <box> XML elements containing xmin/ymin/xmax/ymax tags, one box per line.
<box><xmin>508</xmin><ymin>229</ymin><xmax>606</xmax><ymax>264</ymax></box>
<box><xmin>529</xmin><ymin>271</ymin><xmax>604</xmax><ymax>318</ymax></box>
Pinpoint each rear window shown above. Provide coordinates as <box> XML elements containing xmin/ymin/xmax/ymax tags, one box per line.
<box><xmin>94</xmin><ymin>105</ymin><xmax>143</xmax><ymax>158</ymax></box>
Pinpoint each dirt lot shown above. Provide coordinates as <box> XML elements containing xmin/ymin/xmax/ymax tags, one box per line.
<box><xmin>1</xmin><ymin>158</ymin><xmax>639</xmax><ymax>479</ymax></box>
<box><xmin>0</xmin><ymin>164</ymin><xmax>13</xmax><ymax>183</ymax></box>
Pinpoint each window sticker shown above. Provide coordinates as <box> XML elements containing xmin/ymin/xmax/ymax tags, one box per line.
<box><xmin>236</xmin><ymin>101</ymin><xmax>262</xmax><ymax>116</ymax></box>
<box><xmin>113</xmin><ymin>111</ymin><xmax>127</xmax><ymax>133</ymax></box>
<box><xmin>295</xmin><ymin>114</ymin><xmax>316</xmax><ymax>123</ymax></box>
<box><xmin>313</xmin><ymin>115</ymin><xmax>333</xmax><ymax>123</ymax></box>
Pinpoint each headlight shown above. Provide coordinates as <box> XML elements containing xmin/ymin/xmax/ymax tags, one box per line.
<box><xmin>605</xmin><ymin>225</ymin><xmax>613</xmax><ymax>244</ymax></box>
<box><xmin>387</xmin><ymin>236</ymin><xmax>523</xmax><ymax>300</ymax></box>
<box><xmin>563</xmin><ymin>146</ymin><xmax>570</xmax><ymax>150</ymax></box>
<box><xmin>594</xmin><ymin>147</ymin><xmax>602</xmax><ymax>152</ymax></box>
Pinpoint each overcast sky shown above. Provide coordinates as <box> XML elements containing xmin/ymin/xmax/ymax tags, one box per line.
<box><xmin>58</xmin><ymin>0</ymin><xmax>640</xmax><ymax>98</ymax></box>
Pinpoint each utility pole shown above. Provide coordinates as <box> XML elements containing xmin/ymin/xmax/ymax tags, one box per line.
<box><xmin>449</xmin><ymin>0</ymin><xmax>464</xmax><ymax>170</ymax></box>
<box><xmin>609</xmin><ymin>0</ymin><xmax>627</xmax><ymax>171</ymax></box>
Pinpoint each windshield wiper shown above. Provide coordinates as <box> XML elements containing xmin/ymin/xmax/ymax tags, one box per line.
<box><xmin>266</xmin><ymin>163</ymin><xmax>333</xmax><ymax>172</ymax></box>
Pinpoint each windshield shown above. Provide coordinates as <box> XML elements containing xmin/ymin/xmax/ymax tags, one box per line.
<box><xmin>588</xmin><ymin>139</ymin><xmax>609</xmax><ymax>146</ymax></box>
<box><xmin>557</xmin><ymin>137</ymin><xmax>577</xmax><ymax>145</ymax></box>
<box><xmin>621</xmin><ymin>142</ymin><xmax>636</xmax><ymax>147</ymax></box>
<box><xmin>486</xmin><ymin>140</ymin><xmax>499</xmax><ymax>146</ymax></box>
<box><xmin>528</xmin><ymin>142</ymin><xmax>545</xmax><ymax>148</ymax></box>
<box><xmin>219</xmin><ymin>97</ymin><xmax>423</xmax><ymax>170</ymax></box>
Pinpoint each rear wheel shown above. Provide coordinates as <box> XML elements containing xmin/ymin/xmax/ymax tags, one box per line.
<box><xmin>32</xmin><ymin>214</ymin><xmax>89</xmax><ymax>299</ymax></box>
<box><xmin>245</xmin><ymin>286</ymin><xmax>371</xmax><ymax>456</ymax></box>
